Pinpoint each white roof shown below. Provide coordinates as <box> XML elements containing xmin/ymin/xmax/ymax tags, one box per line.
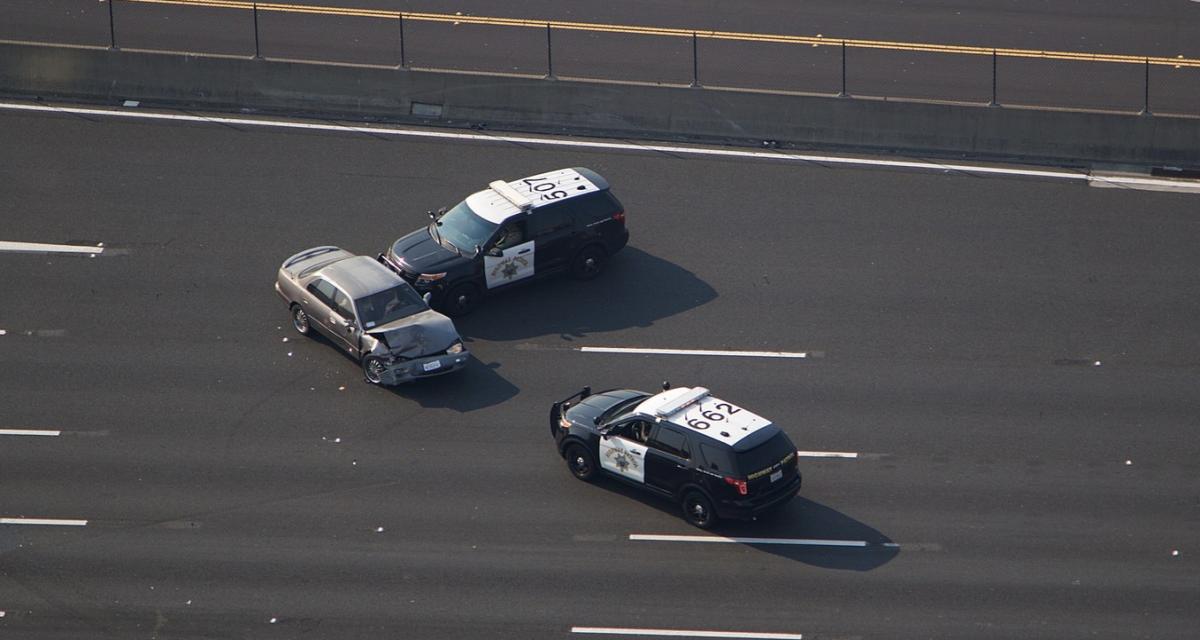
<box><xmin>635</xmin><ymin>387</ymin><xmax>774</xmax><ymax>446</ymax></box>
<box><xmin>468</xmin><ymin>168</ymin><xmax>601</xmax><ymax>224</ymax></box>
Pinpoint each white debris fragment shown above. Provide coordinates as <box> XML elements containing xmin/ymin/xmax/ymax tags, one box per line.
<box><xmin>375</xmin><ymin>527</ymin><xmax>384</xmax><ymax>533</ymax></box>
<box><xmin>333</xmin><ymin>437</ymin><xmax>341</xmax><ymax>443</ymax></box>
<box><xmin>352</xmin><ymin>460</ymin><xmax>358</xmax><ymax>466</ymax></box>
<box><xmin>1125</xmin><ymin>460</ymin><xmax>1133</xmax><ymax>465</ymax></box>
<box><xmin>282</xmin><ymin>337</ymin><xmax>289</xmax><ymax>343</ymax></box>
<box><xmin>287</xmin><ymin>352</ymin><xmax>293</xmax><ymax>357</ymax></box>
<box><xmin>0</xmin><ymin>329</ymin><xmax>6</xmax><ymax>335</ymax></box>
<box><xmin>1172</xmin><ymin>549</ymin><xmax>1180</xmax><ymax>556</ymax></box>
<box><xmin>277</xmin><ymin>326</ymin><xmax>282</xmax><ymax>330</ymax></box>
<box><xmin>1093</xmin><ymin>360</ymin><xmax>1101</xmax><ymax>366</ymax></box>
<box><xmin>186</xmin><ymin>600</ymin><xmax>192</xmax><ymax>605</ymax></box>
<box><xmin>123</xmin><ymin>100</ymin><xmax>140</xmax><ymax>107</ymax></box>
<box><xmin>338</xmin><ymin>386</ymin><xmax>345</xmax><ymax>391</ymax></box>
<box><xmin>0</xmin><ymin>611</ymin><xmax>6</xmax><ymax>617</ymax></box>
<box><xmin>269</xmin><ymin>617</ymin><xmax>278</xmax><ymax>624</ymax></box>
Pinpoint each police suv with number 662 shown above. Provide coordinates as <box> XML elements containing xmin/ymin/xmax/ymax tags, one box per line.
<box><xmin>551</xmin><ymin>384</ymin><xmax>801</xmax><ymax>529</ymax></box>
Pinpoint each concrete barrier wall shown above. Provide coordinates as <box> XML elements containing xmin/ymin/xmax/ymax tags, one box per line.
<box><xmin>1</xmin><ymin>41</ymin><xmax>1197</xmax><ymax>167</ymax></box>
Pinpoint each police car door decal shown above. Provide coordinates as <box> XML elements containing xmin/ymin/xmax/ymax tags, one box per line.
<box><xmin>599</xmin><ymin>437</ymin><xmax>646</xmax><ymax>483</ymax></box>
<box><xmin>483</xmin><ymin>240</ymin><xmax>535</xmax><ymax>289</ymax></box>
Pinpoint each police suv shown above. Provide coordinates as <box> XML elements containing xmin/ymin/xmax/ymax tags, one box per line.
<box><xmin>550</xmin><ymin>385</ymin><xmax>801</xmax><ymax>528</ymax></box>
<box><xmin>381</xmin><ymin>167</ymin><xmax>628</xmax><ymax>316</ymax></box>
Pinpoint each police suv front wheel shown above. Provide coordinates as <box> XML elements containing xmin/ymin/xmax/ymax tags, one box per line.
<box><xmin>564</xmin><ymin>443</ymin><xmax>598</xmax><ymax>481</ymax></box>
<box><xmin>681</xmin><ymin>490</ymin><xmax>718</xmax><ymax>529</ymax></box>
<box><xmin>570</xmin><ymin>246</ymin><xmax>607</xmax><ymax>280</ymax></box>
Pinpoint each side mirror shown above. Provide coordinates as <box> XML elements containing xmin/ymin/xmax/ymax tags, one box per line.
<box><xmin>346</xmin><ymin>325</ymin><xmax>356</xmax><ymax>335</ymax></box>
<box><xmin>427</xmin><ymin>210</ymin><xmax>435</xmax><ymax>220</ymax></box>
<box><xmin>474</xmin><ymin>244</ymin><xmax>483</xmax><ymax>257</ymax></box>
<box><xmin>422</xmin><ymin>292</ymin><xmax>432</xmax><ymax>305</ymax></box>
<box><xmin>662</xmin><ymin>381</ymin><xmax>671</xmax><ymax>391</ymax></box>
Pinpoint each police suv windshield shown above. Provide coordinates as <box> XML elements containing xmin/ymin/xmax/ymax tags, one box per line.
<box><xmin>356</xmin><ymin>284</ymin><xmax>427</xmax><ymax>328</ymax></box>
<box><xmin>432</xmin><ymin>201</ymin><xmax>498</xmax><ymax>254</ymax></box>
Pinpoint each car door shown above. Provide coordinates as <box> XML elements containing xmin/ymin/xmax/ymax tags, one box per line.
<box><xmin>327</xmin><ymin>286</ymin><xmax>360</xmax><ymax>355</ymax></box>
<box><xmin>598</xmin><ymin>422</ymin><xmax>647</xmax><ymax>484</ymax></box>
<box><xmin>644</xmin><ymin>424</ymin><xmax>693</xmax><ymax>496</ymax></box>
<box><xmin>303</xmin><ymin>277</ymin><xmax>341</xmax><ymax>340</ymax></box>
<box><xmin>482</xmin><ymin>220</ymin><xmax>535</xmax><ymax>289</ymax></box>
<box><xmin>524</xmin><ymin>205</ymin><xmax>575</xmax><ymax>274</ymax></box>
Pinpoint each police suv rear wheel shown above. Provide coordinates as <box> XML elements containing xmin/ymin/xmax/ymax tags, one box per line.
<box><xmin>681</xmin><ymin>490</ymin><xmax>718</xmax><ymax>529</ymax></box>
<box><xmin>570</xmin><ymin>246</ymin><xmax>607</xmax><ymax>280</ymax></box>
<box><xmin>565</xmin><ymin>443</ymin><xmax>598</xmax><ymax>481</ymax></box>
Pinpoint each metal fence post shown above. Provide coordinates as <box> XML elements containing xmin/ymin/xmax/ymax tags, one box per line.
<box><xmin>691</xmin><ymin>32</ymin><xmax>700</xmax><ymax>87</ymax></box>
<box><xmin>545</xmin><ymin>23</ymin><xmax>555</xmax><ymax>79</ymax></box>
<box><xmin>398</xmin><ymin>13</ymin><xmax>406</xmax><ymax>68</ymax></box>
<box><xmin>107</xmin><ymin>0</ymin><xmax>117</xmax><ymax>49</ymax></box>
<box><xmin>988</xmin><ymin>49</ymin><xmax>998</xmax><ymax>106</ymax></box>
<box><xmin>838</xmin><ymin>41</ymin><xmax>847</xmax><ymax>97</ymax></box>
<box><xmin>252</xmin><ymin>3</ymin><xmax>261</xmax><ymax>59</ymax></box>
<box><xmin>1140</xmin><ymin>58</ymin><xmax>1151</xmax><ymax>115</ymax></box>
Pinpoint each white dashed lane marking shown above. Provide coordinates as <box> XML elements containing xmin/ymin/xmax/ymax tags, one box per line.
<box><xmin>796</xmin><ymin>450</ymin><xmax>858</xmax><ymax>458</ymax></box>
<box><xmin>0</xmin><ymin>518</ymin><xmax>88</xmax><ymax>526</ymax></box>
<box><xmin>0</xmin><ymin>241</ymin><xmax>104</xmax><ymax>255</ymax></box>
<box><xmin>0</xmin><ymin>429</ymin><xmax>61</xmax><ymax>436</ymax></box>
<box><xmin>630</xmin><ymin>534</ymin><xmax>868</xmax><ymax>547</ymax></box>
<box><xmin>579</xmin><ymin>347</ymin><xmax>811</xmax><ymax>359</ymax></box>
<box><xmin>572</xmin><ymin>627</ymin><xmax>803</xmax><ymax>639</ymax></box>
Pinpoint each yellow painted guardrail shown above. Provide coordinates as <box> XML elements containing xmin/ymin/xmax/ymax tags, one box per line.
<box><xmin>122</xmin><ymin>0</ymin><xmax>1200</xmax><ymax>69</ymax></box>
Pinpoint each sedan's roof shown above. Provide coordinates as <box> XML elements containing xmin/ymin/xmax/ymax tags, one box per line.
<box><xmin>319</xmin><ymin>256</ymin><xmax>404</xmax><ymax>299</ymax></box>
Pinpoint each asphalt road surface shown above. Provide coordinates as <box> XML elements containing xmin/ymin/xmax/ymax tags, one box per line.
<box><xmin>1</xmin><ymin>102</ymin><xmax>1198</xmax><ymax>639</ymax></box>
<box><xmin>3</xmin><ymin>0</ymin><xmax>1199</xmax><ymax>114</ymax></box>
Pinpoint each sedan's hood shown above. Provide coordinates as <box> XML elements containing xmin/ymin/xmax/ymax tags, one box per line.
<box><xmin>391</xmin><ymin>228</ymin><xmax>472</xmax><ymax>274</ymax></box>
<box><xmin>367</xmin><ymin>309</ymin><xmax>461</xmax><ymax>357</ymax></box>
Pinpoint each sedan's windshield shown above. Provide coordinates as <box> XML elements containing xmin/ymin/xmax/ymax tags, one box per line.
<box><xmin>433</xmin><ymin>201</ymin><xmax>497</xmax><ymax>254</ymax></box>
<box><xmin>356</xmin><ymin>284</ymin><xmax>427</xmax><ymax>329</ymax></box>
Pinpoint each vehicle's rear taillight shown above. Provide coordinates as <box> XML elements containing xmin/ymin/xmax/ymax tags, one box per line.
<box><xmin>724</xmin><ymin>476</ymin><xmax>748</xmax><ymax>496</ymax></box>
<box><xmin>612</xmin><ymin>210</ymin><xmax>625</xmax><ymax>223</ymax></box>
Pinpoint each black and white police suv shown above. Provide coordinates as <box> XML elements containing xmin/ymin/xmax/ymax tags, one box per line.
<box><xmin>381</xmin><ymin>167</ymin><xmax>627</xmax><ymax>316</ymax></box>
<box><xmin>550</xmin><ymin>385</ymin><xmax>801</xmax><ymax>529</ymax></box>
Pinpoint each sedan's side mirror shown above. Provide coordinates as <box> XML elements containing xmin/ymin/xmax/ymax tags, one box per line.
<box><xmin>422</xmin><ymin>292</ymin><xmax>432</xmax><ymax>305</ymax></box>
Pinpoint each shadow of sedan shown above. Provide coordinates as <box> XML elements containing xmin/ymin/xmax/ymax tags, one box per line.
<box><xmin>384</xmin><ymin>357</ymin><xmax>519</xmax><ymax>412</ymax></box>
<box><xmin>454</xmin><ymin>246</ymin><xmax>717</xmax><ymax>342</ymax></box>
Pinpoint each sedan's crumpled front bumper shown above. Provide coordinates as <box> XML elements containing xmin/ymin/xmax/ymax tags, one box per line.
<box><xmin>376</xmin><ymin>350</ymin><xmax>470</xmax><ymax>385</ymax></box>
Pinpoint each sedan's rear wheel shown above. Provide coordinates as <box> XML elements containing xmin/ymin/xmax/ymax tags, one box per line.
<box><xmin>291</xmin><ymin>304</ymin><xmax>311</xmax><ymax>336</ymax></box>
<box><xmin>362</xmin><ymin>356</ymin><xmax>386</xmax><ymax>385</ymax></box>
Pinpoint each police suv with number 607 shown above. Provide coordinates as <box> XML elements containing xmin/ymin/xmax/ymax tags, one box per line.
<box><xmin>550</xmin><ymin>384</ymin><xmax>801</xmax><ymax>529</ymax></box>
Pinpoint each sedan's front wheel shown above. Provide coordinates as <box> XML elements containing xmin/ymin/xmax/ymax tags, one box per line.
<box><xmin>291</xmin><ymin>304</ymin><xmax>311</xmax><ymax>336</ymax></box>
<box><xmin>362</xmin><ymin>356</ymin><xmax>387</xmax><ymax>385</ymax></box>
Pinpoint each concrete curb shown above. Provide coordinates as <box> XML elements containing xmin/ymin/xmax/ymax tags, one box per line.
<box><xmin>1</xmin><ymin>41</ymin><xmax>1197</xmax><ymax>168</ymax></box>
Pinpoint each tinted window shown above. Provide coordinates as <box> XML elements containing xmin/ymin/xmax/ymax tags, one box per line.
<box><xmin>649</xmin><ymin>426</ymin><xmax>690</xmax><ymax>459</ymax></box>
<box><xmin>699</xmin><ymin>443</ymin><xmax>734</xmax><ymax>473</ymax></box>
<box><xmin>735</xmin><ymin>432</ymin><xmax>796</xmax><ymax>475</ymax></box>
<box><xmin>527</xmin><ymin>208</ymin><xmax>572</xmax><ymax>237</ymax></box>
<box><xmin>307</xmin><ymin>278</ymin><xmax>337</xmax><ymax>307</ymax></box>
<box><xmin>355</xmin><ymin>284</ymin><xmax>427</xmax><ymax>329</ymax></box>
<box><xmin>568</xmin><ymin>193</ymin><xmax>619</xmax><ymax>222</ymax></box>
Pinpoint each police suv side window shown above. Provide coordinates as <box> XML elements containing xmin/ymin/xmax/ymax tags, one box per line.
<box><xmin>526</xmin><ymin>208</ymin><xmax>572</xmax><ymax>238</ymax></box>
<box><xmin>649</xmin><ymin>426</ymin><xmax>690</xmax><ymax>459</ymax></box>
<box><xmin>699</xmin><ymin>443</ymin><xmax>733</xmax><ymax>473</ymax></box>
<box><xmin>307</xmin><ymin>278</ymin><xmax>337</xmax><ymax>308</ymax></box>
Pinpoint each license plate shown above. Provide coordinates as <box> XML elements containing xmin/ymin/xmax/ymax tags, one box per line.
<box><xmin>769</xmin><ymin>470</ymin><xmax>783</xmax><ymax>483</ymax></box>
<box><xmin>422</xmin><ymin>360</ymin><xmax>442</xmax><ymax>372</ymax></box>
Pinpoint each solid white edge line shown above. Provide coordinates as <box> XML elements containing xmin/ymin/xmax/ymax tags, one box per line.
<box><xmin>0</xmin><ymin>429</ymin><xmax>62</xmax><ymax>436</ymax></box>
<box><xmin>795</xmin><ymin>450</ymin><xmax>858</xmax><ymax>458</ymax></box>
<box><xmin>0</xmin><ymin>101</ymin><xmax>1099</xmax><ymax>182</ymax></box>
<box><xmin>629</xmin><ymin>534</ymin><xmax>868</xmax><ymax>547</ymax></box>
<box><xmin>579</xmin><ymin>347</ymin><xmax>807</xmax><ymax>359</ymax></box>
<box><xmin>0</xmin><ymin>241</ymin><xmax>104</xmax><ymax>255</ymax></box>
<box><xmin>0</xmin><ymin>518</ymin><xmax>88</xmax><ymax>526</ymax></box>
<box><xmin>572</xmin><ymin>627</ymin><xmax>802</xmax><ymax>639</ymax></box>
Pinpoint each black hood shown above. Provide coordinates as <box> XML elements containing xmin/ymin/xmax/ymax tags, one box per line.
<box><xmin>565</xmin><ymin>389</ymin><xmax>647</xmax><ymax>428</ymax></box>
<box><xmin>390</xmin><ymin>227</ymin><xmax>472</xmax><ymax>274</ymax></box>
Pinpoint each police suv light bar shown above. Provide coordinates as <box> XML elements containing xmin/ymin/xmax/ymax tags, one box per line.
<box><xmin>654</xmin><ymin>387</ymin><xmax>711</xmax><ymax>417</ymax></box>
<box><xmin>489</xmin><ymin>180</ymin><xmax>534</xmax><ymax>211</ymax></box>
